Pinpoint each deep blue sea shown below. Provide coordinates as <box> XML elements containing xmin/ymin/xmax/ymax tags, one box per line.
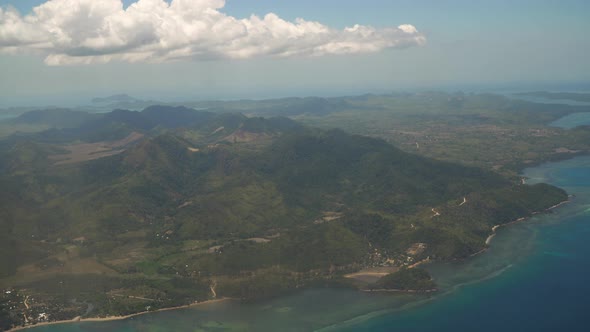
<box><xmin>337</xmin><ymin>156</ymin><xmax>590</xmax><ymax>331</ymax></box>
<box><xmin>23</xmin><ymin>124</ymin><xmax>590</xmax><ymax>332</ymax></box>
<box><xmin>26</xmin><ymin>156</ymin><xmax>590</xmax><ymax>332</ymax></box>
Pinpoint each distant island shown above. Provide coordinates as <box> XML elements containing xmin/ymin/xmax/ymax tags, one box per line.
<box><xmin>0</xmin><ymin>92</ymin><xmax>586</xmax><ymax>331</ymax></box>
<box><xmin>91</xmin><ymin>94</ymin><xmax>143</xmax><ymax>104</ymax></box>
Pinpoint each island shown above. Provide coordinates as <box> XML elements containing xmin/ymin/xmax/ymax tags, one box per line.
<box><xmin>0</xmin><ymin>92</ymin><xmax>586</xmax><ymax>331</ymax></box>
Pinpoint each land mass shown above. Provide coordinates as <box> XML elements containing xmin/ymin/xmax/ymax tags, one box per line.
<box><xmin>367</xmin><ymin>268</ymin><xmax>437</xmax><ymax>292</ymax></box>
<box><xmin>0</xmin><ymin>92</ymin><xmax>581</xmax><ymax>330</ymax></box>
<box><xmin>515</xmin><ymin>91</ymin><xmax>590</xmax><ymax>103</ymax></box>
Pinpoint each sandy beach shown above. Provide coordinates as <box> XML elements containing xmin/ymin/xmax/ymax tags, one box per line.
<box><xmin>485</xmin><ymin>233</ymin><xmax>496</xmax><ymax>246</ymax></box>
<box><xmin>8</xmin><ymin>298</ymin><xmax>231</xmax><ymax>332</ymax></box>
<box><xmin>484</xmin><ymin>198</ymin><xmax>570</xmax><ymax>247</ymax></box>
<box><xmin>361</xmin><ymin>288</ymin><xmax>438</xmax><ymax>293</ymax></box>
<box><xmin>408</xmin><ymin>258</ymin><xmax>431</xmax><ymax>269</ymax></box>
<box><xmin>7</xmin><ymin>198</ymin><xmax>573</xmax><ymax>332</ymax></box>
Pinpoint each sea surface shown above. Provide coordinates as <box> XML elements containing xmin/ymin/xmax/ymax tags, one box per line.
<box><xmin>25</xmin><ymin>125</ymin><xmax>590</xmax><ymax>332</ymax></box>
<box><xmin>0</xmin><ymin>113</ymin><xmax>17</xmax><ymax>121</ymax></box>
<box><xmin>550</xmin><ymin>112</ymin><xmax>590</xmax><ymax>129</ymax></box>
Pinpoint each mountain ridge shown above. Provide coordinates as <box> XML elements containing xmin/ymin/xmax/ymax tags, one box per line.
<box><xmin>0</xmin><ymin>102</ymin><xmax>568</xmax><ymax>327</ymax></box>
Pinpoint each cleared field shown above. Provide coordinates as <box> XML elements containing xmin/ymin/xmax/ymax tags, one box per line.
<box><xmin>50</xmin><ymin>132</ymin><xmax>144</xmax><ymax>165</ymax></box>
<box><xmin>344</xmin><ymin>266</ymin><xmax>399</xmax><ymax>284</ymax></box>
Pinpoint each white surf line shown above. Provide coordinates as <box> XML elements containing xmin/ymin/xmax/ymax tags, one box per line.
<box><xmin>485</xmin><ymin>198</ymin><xmax>569</xmax><ymax>247</ymax></box>
<box><xmin>546</xmin><ymin>200</ymin><xmax>569</xmax><ymax>211</ymax></box>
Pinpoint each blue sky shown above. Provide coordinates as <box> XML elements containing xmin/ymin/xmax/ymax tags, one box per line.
<box><xmin>1</xmin><ymin>0</ymin><xmax>589</xmax><ymax>106</ymax></box>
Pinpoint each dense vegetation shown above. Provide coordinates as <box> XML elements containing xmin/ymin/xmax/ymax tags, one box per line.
<box><xmin>515</xmin><ymin>91</ymin><xmax>590</xmax><ymax>103</ymax></box>
<box><xmin>291</xmin><ymin>92</ymin><xmax>590</xmax><ymax>177</ymax></box>
<box><xmin>0</xmin><ymin>93</ymin><xmax>576</xmax><ymax>327</ymax></box>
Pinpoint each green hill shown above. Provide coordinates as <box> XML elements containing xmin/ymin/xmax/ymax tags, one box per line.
<box><xmin>0</xmin><ymin>108</ymin><xmax>568</xmax><ymax>321</ymax></box>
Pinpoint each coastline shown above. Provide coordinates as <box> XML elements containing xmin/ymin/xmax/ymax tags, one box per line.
<box><xmin>8</xmin><ymin>198</ymin><xmax>570</xmax><ymax>332</ymax></box>
<box><xmin>320</xmin><ymin>154</ymin><xmax>590</xmax><ymax>332</ymax></box>
<box><xmin>408</xmin><ymin>258</ymin><xmax>431</xmax><ymax>269</ymax></box>
<box><xmin>362</xmin><ymin>288</ymin><xmax>438</xmax><ymax>294</ymax></box>
<box><xmin>483</xmin><ymin>198</ymin><xmax>571</xmax><ymax>248</ymax></box>
<box><xmin>4</xmin><ymin>190</ymin><xmax>575</xmax><ymax>332</ymax></box>
<box><xmin>7</xmin><ymin>298</ymin><xmax>231</xmax><ymax>332</ymax></box>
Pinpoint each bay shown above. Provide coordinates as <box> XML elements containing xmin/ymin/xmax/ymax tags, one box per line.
<box><xmin>550</xmin><ymin>112</ymin><xmax>590</xmax><ymax>129</ymax></box>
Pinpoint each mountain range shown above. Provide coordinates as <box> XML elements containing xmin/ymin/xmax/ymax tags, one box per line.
<box><xmin>0</xmin><ymin>104</ymin><xmax>567</xmax><ymax>322</ymax></box>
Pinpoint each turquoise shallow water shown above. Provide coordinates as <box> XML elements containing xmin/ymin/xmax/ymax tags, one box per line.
<box><xmin>25</xmin><ymin>155</ymin><xmax>590</xmax><ymax>331</ymax></box>
<box><xmin>24</xmin><ymin>110</ymin><xmax>590</xmax><ymax>332</ymax></box>
<box><xmin>550</xmin><ymin>112</ymin><xmax>590</xmax><ymax>129</ymax></box>
<box><xmin>0</xmin><ymin>114</ymin><xmax>17</xmax><ymax>121</ymax></box>
<box><xmin>336</xmin><ymin>156</ymin><xmax>590</xmax><ymax>331</ymax></box>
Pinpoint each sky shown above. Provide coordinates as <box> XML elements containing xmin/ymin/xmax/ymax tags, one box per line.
<box><xmin>0</xmin><ymin>0</ymin><xmax>589</xmax><ymax>106</ymax></box>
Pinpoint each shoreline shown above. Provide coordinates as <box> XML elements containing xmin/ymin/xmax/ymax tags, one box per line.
<box><xmin>5</xmin><ymin>198</ymin><xmax>574</xmax><ymax>331</ymax></box>
<box><xmin>408</xmin><ymin>257</ymin><xmax>431</xmax><ymax>269</ymax></box>
<box><xmin>483</xmin><ymin>198</ymin><xmax>571</xmax><ymax>248</ymax></box>
<box><xmin>7</xmin><ymin>298</ymin><xmax>231</xmax><ymax>332</ymax></box>
<box><xmin>362</xmin><ymin>288</ymin><xmax>438</xmax><ymax>294</ymax></box>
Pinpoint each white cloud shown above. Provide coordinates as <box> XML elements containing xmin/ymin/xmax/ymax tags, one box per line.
<box><xmin>0</xmin><ymin>0</ymin><xmax>426</xmax><ymax>65</ymax></box>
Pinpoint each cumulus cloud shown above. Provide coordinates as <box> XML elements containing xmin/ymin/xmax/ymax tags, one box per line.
<box><xmin>0</xmin><ymin>0</ymin><xmax>426</xmax><ymax>65</ymax></box>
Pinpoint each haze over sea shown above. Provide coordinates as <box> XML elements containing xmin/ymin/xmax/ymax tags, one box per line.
<box><xmin>24</xmin><ymin>116</ymin><xmax>590</xmax><ymax>332</ymax></box>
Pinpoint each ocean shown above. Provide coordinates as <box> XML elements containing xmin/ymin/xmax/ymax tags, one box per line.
<box><xmin>23</xmin><ymin>125</ymin><xmax>590</xmax><ymax>332</ymax></box>
<box><xmin>336</xmin><ymin>155</ymin><xmax>590</xmax><ymax>331</ymax></box>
